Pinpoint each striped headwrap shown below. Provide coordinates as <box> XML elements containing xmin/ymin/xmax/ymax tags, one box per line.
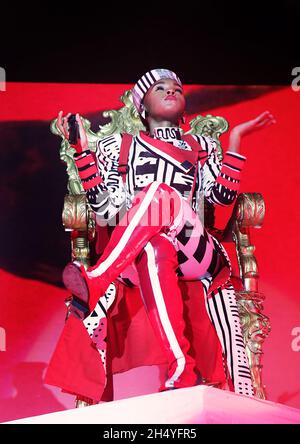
<box><xmin>132</xmin><ymin>68</ymin><xmax>182</xmax><ymax>114</ymax></box>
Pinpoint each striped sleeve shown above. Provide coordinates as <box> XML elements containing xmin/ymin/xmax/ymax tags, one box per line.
<box><xmin>74</xmin><ymin>134</ymin><xmax>127</xmax><ymax>222</ymax></box>
<box><xmin>74</xmin><ymin>150</ymin><xmax>103</xmax><ymax>190</ymax></box>
<box><xmin>195</xmin><ymin>135</ymin><xmax>246</xmax><ymax>206</ymax></box>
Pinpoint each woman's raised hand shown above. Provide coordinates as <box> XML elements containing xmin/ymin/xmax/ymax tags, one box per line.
<box><xmin>228</xmin><ymin>111</ymin><xmax>276</xmax><ymax>154</ymax></box>
<box><xmin>231</xmin><ymin>111</ymin><xmax>276</xmax><ymax>138</ymax></box>
<box><xmin>56</xmin><ymin>111</ymin><xmax>89</xmax><ymax>154</ymax></box>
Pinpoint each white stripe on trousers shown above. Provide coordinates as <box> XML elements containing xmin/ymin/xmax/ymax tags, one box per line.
<box><xmin>87</xmin><ymin>182</ymin><xmax>182</xmax><ymax>278</ymax></box>
<box><xmin>144</xmin><ymin>242</ymin><xmax>186</xmax><ymax>388</ymax></box>
<box><xmin>203</xmin><ymin>282</ymin><xmax>254</xmax><ymax>396</ymax></box>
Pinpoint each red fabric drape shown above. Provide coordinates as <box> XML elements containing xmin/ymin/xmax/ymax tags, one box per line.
<box><xmin>45</xmin><ymin>279</ymin><xmax>228</xmax><ymax>402</ymax></box>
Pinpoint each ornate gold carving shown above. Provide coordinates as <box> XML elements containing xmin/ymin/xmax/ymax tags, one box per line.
<box><xmin>232</xmin><ymin>193</ymin><xmax>265</xmax><ymax>292</ymax></box>
<box><xmin>87</xmin><ymin>205</ymin><xmax>96</xmax><ymax>242</ymax></box>
<box><xmin>75</xmin><ymin>397</ymin><xmax>94</xmax><ymax>408</ymax></box>
<box><xmin>235</xmin><ymin>192</ymin><xmax>265</xmax><ymax>228</ymax></box>
<box><xmin>62</xmin><ymin>194</ymin><xmax>88</xmax><ymax>231</ymax></box>
<box><xmin>71</xmin><ymin>234</ymin><xmax>90</xmax><ymax>268</ymax></box>
<box><xmin>185</xmin><ymin>114</ymin><xmax>229</xmax><ymax>160</ymax></box>
<box><xmin>51</xmin><ymin>119</ymin><xmax>82</xmax><ymax>195</ymax></box>
<box><xmin>230</xmin><ymin>192</ymin><xmax>270</xmax><ymax>398</ymax></box>
<box><xmin>96</xmin><ymin>90</ymin><xmax>146</xmax><ymax>137</ymax></box>
<box><xmin>61</xmin><ymin>195</ymin><xmax>91</xmax><ymax>268</ymax></box>
<box><xmin>236</xmin><ymin>291</ymin><xmax>271</xmax><ymax>399</ymax></box>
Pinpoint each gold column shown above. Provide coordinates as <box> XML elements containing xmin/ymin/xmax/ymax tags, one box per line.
<box><xmin>232</xmin><ymin>193</ymin><xmax>271</xmax><ymax>399</ymax></box>
<box><xmin>62</xmin><ymin>194</ymin><xmax>95</xmax><ymax>268</ymax></box>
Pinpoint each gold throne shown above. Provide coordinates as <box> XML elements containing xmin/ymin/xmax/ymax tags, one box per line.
<box><xmin>51</xmin><ymin>89</ymin><xmax>271</xmax><ymax>401</ymax></box>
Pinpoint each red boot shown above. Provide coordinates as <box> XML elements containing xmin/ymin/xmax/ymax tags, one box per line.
<box><xmin>135</xmin><ymin>233</ymin><xmax>199</xmax><ymax>391</ymax></box>
<box><xmin>62</xmin><ymin>262</ymin><xmax>110</xmax><ymax>319</ymax></box>
<box><xmin>63</xmin><ymin>182</ymin><xmax>183</xmax><ymax>317</ymax></box>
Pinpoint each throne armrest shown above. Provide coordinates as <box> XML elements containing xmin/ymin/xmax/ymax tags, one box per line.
<box><xmin>61</xmin><ymin>194</ymin><xmax>96</xmax><ymax>269</ymax></box>
<box><xmin>222</xmin><ymin>192</ymin><xmax>265</xmax><ymax>292</ymax></box>
<box><xmin>222</xmin><ymin>192</ymin><xmax>271</xmax><ymax>399</ymax></box>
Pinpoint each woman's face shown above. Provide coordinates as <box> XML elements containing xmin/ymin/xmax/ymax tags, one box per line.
<box><xmin>143</xmin><ymin>78</ymin><xmax>186</xmax><ymax>123</ymax></box>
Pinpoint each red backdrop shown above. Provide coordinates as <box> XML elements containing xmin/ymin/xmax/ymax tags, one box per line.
<box><xmin>0</xmin><ymin>82</ymin><xmax>300</xmax><ymax>422</ymax></box>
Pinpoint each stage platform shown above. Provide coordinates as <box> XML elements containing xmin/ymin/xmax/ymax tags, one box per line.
<box><xmin>6</xmin><ymin>385</ymin><xmax>300</xmax><ymax>424</ymax></box>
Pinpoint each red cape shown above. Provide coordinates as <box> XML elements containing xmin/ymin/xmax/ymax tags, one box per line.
<box><xmin>45</xmin><ymin>276</ymin><xmax>238</xmax><ymax>402</ymax></box>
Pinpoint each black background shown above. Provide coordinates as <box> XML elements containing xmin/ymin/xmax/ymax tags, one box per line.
<box><xmin>0</xmin><ymin>2</ymin><xmax>299</xmax><ymax>84</ymax></box>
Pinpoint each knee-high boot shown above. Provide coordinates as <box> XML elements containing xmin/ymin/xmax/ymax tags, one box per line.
<box><xmin>63</xmin><ymin>182</ymin><xmax>183</xmax><ymax>318</ymax></box>
<box><xmin>135</xmin><ymin>234</ymin><xmax>198</xmax><ymax>390</ymax></box>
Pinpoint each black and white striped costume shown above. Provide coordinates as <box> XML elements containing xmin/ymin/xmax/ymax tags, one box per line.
<box><xmin>74</xmin><ymin>129</ymin><xmax>254</xmax><ymax>396</ymax></box>
<box><xmin>85</xmin><ymin>132</ymin><xmax>240</xmax><ymax>221</ymax></box>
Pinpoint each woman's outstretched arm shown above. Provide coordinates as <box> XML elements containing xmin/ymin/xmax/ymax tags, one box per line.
<box><xmin>228</xmin><ymin>111</ymin><xmax>276</xmax><ymax>155</ymax></box>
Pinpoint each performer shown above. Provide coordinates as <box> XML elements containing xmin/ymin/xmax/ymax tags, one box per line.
<box><xmin>57</xmin><ymin>69</ymin><xmax>275</xmax><ymax>395</ymax></box>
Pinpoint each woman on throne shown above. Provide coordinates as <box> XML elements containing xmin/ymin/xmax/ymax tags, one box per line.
<box><xmin>48</xmin><ymin>68</ymin><xmax>275</xmax><ymax>403</ymax></box>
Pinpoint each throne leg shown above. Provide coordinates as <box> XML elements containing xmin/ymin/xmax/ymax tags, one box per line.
<box><xmin>231</xmin><ymin>193</ymin><xmax>271</xmax><ymax>398</ymax></box>
<box><xmin>75</xmin><ymin>396</ymin><xmax>94</xmax><ymax>408</ymax></box>
<box><xmin>236</xmin><ymin>292</ymin><xmax>271</xmax><ymax>399</ymax></box>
